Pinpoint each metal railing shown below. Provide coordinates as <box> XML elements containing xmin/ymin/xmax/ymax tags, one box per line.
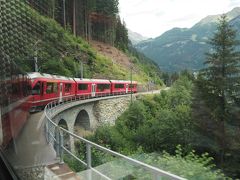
<box><xmin>44</xmin><ymin>94</ymin><xmax>186</xmax><ymax>180</ymax></box>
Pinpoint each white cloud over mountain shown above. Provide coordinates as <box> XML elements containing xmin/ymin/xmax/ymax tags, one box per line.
<box><xmin>119</xmin><ymin>0</ymin><xmax>240</xmax><ymax>37</ymax></box>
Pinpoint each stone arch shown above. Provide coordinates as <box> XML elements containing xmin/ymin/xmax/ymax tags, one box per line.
<box><xmin>58</xmin><ymin>119</ymin><xmax>68</xmax><ymax>130</ymax></box>
<box><xmin>74</xmin><ymin>109</ymin><xmax>91</xmax><ymax>136</ymax></box>
<box><xmin>57</xmin><ymin>119</ymin><xmax>70</xmax><ymax>150</ymax></box>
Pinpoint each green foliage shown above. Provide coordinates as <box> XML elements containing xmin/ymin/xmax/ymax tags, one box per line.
<box><xmin>65</xmin><ymin>75</ymin><xmax>230</xmax><ymax>178</ymax></box>
<box><xmin>193</xmin><ymin>14</ymin><xmax>240</xmax><ymax>178</ymax></box>
<box><xmin>199</xmin><ymin>14</ymin><xmax>240</xmax><ymax>120</ymax></box>
<box><xmin>64</xmin><ymin>155</ymin><xmax>86</xmax><ymax>172</ymax></box>
<box><xmin>89</xmin><ymin>125</ymin><xmax>133</xmax><ymax>153</ymax></box>
<box><xmin>90</xmin><ymin>75</ymin><xmax>193</xmax><ymax>154</ymax></box>
<box><xmin>12</xmin><ymin>6</ymin><xmax>96</xmax><ymax>77</ymax></box>
<box><xmin>8</xmin><ymin>3</ymin><xmax>158</xmax><ymax>83</ymax></box>
<box><xmin>115</xmin><ymin>17</ymin><xmax>129</xmax><ymax>51</ymax></box>
<box><xmin>132</xmin><ymin>145</ymin><xmax>227</xmax><ymax>179</ymax></box>
<box><xmin>127</xmin><ymin>46</ymin><xmax>164</xmax><ymax>87</ymax></box>
<box><xmin>95</xmin><ymin>0</ymin><xmax>119</xmax><ymax>16</ymax></box>
<box><xmin>65</xmin><ymin>140</ymin><xmax>117</xmax><ymax>172</ymax></box>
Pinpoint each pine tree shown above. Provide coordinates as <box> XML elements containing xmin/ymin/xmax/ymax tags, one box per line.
<box><xmin>115</xmin><ymin>16</ymin><xmax>128</xmax><ymax>51</ymax></box>
<box><xmin>198</xmin><ymin>14</ymin><xmax>240</xmax><ymax>166</ymax></box>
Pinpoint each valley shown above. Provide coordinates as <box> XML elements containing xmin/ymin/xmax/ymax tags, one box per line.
<box><xmin>134</xmin><ymin>7</ymin><xmax>240</xmax><ymax>72</ymax></box>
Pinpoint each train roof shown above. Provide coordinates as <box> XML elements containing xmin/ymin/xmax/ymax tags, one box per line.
<box><xmin>110</xmin><ymin>80</ymin><xmax>137</xmax><ymax>84</ymax></box>
<box><xmin>27</xmin><ymin>72</ymin><xmax>75</xmax><ymax>81</ymax></box>
<box><xmin>74</xmin><ymin>78</ymin><xmax>110</xmax><ymax>83</ymax></box>
<box><xmin>27</xmin><ymin>72</ymin><xmax>137</xmax><ymax>84</ymax></box>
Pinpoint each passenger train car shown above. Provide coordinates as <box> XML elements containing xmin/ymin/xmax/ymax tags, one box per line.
<box><xmin>28</xmin><ymin>72</ymin><xmax>137</xmax><ymax>112</ymax></box>
<box><xmin>28</xmin><ymin>73</ymin><xmax>76</xmax><ymax>112</ymax></box>
<box><xmin>1</xmin><ymin>71</ymin><xmax>137</xmax><ymax>148</ymax></box>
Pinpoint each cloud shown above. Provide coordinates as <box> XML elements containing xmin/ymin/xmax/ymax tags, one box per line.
<box><xmin>169</xmin><ymin>14</ymin><xmax>197</xmax><ymax>23</ymax></box>
<box><xmin>229</xmin><ymin>0</ymin><xmax>240</xmax><ymax>7</ymax></box>
<box><xmin>119</xmin><ymin>0</ymin><xmax>240</xmax><ymax>38</ymax></box>
<box><xmin>155</xmin><ymin>11</ymin><xmax>166</xmax><ymax>17</ymax></box>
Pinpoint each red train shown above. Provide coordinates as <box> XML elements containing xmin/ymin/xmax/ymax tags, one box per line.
<box><xmin>1</xmin><ymin>69</ymin><xmax>31</xmax><ymax>148</ymax></box>
<box><xmin>28</xmin><ymin>72</ymin><xmax>137</xmax><ymax>112</ymax></box>
<box><xmin>1</xmin><ymin>71</ymin><xmax>137</xmax><ymax>148</ymax></box>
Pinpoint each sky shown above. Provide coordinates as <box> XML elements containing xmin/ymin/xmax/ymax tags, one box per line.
<box><xmin>119</xmin><ymin>0</ymin><xmax>240</xmax><ymax>38</ymax></box>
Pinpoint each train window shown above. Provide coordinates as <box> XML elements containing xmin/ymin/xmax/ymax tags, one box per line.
<box><xmin>114</xmin><ymin>84</ymin><xmax>124</xmax><ymax>88</ymax></box>
<box><xmin>129</xmin><ymin>84</ymin><xmax>135</xmax><ymax>88</ymax></box>
<box><xmin>78</xmin><ymin>84</ymin><xmax>88</xmax><ymax>90</ymax></box>
<box><xmin>46</xmin><ymin>82</ymin><xmax>58</xmax><ymax>94</ymax></box>
<box><xmin>32</xmin><ymin>82</ymin><xmax>41</xmax><ymax>95</ymax></box>
<box><xmin>97</xmin><ymin>84</ymin><xmax>110</xmax><ymax>91</ymax></box>
<box><xmin>65</xmin><ymin>83</ymin><xmax>72</xmax><ymax>93</ymax></box>
<box><xmin>53</xmin><ymin>83</ymin><xmax>58</xmax><ymax>93</ymax></box>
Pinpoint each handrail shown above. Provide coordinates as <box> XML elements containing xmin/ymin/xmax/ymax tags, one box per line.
<box><xmin>44</xmin><ymin>93</ymin><xmax>186</xmax><ymax>180</ymax></box>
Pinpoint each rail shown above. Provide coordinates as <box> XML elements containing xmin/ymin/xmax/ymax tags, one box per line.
<box><xmin>44</xmin><ymin>93</ymin><xmax>186</xmax><ymax>180</ymax></box>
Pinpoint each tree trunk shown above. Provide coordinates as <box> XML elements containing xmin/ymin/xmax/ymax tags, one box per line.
<box><xmin>52</xmin><ymin>0</ymin><xmax>55</xmax><ymax>19</ymax></box>
<box><xmin>88</xmin><ymin>15</ymin><xmax>91</xmax><ymax>41</ymax></box>
<box><xmin>84</xmin><ymin>4</ymin><xmax>88</xmax><ymax>39</ymax></box>
<box><xmin>219</xmin><ymin>94</ymin><xmax>226</xmax><ymax>168</ymax></box>
<box><xmin>72</xmin><ymin>0</ymin><xmax>76</xmax><ymax>36</ymax></box>
<box><xmin>219</xmin><ymin>120</ymin><xmax>225</xmax><ymax>167</ymax></box>
<box><xmin>63</xmin><ymin>0</ymin><xmax>66</xmax><ymax>29</ymax></box>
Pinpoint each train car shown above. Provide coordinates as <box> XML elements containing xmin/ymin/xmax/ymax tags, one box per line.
<box><xmin>110</xmin><ymin>80</ymin><xmax>138</xmax><ymax>95</ymax></box>
<box><xmin>74</xmin><ymin>78</ymin><xmax>111</xmax><ymax>98</ymax></box>
<box><xmin>128</xmin><ymin>81</ymin><xmax>138</xmax><ymax>93</ymax></box>
<box><xmin>28</xmin><ymin>72</ymin><xmax>137</xmax><ymax>111</ymax></box>
<box><xmin>1</xmin><ymin>62</ymin><xmax>31</xmax><ymax>148</ymax></box>
<box><xmin>28</xmin><ymin>72</ymin><xmax>76</xmax><ymax>112</ymax></box>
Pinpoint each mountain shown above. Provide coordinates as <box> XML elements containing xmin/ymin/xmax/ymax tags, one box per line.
<box><xmin>128</xmin><ymin>29</ymin><xmax>149</xmax><ymax>45</ymax></box>
<box><xmin>135</xmin><ymin>7</ymin><xmax>240</xmax><ymax>72</ymax></box>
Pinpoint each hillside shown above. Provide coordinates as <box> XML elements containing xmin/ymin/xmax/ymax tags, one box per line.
<box><xmin>91</xmin><ymin>40</ymin><xmax>133</xmax><ymax>72</ymax></box>
<box><xmin>7</xmin><ymin>1</ymin><xmax>162</xmax><ymax>86</ymax></box>
<box><xmin>135</xmin><ymin>7</ymin><xmax>240</xmax><ymax>72</ymax></box>
<box><xmin>90</xmin><ymin>40</ymin><xmax>163</xmax><ymax>84</ymax></box>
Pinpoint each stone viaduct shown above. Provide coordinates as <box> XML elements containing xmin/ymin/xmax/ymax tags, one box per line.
<box><xmin>51</xmin><ymin>95</ymin><xmax>137</xmax><ymax>150</ymax></box>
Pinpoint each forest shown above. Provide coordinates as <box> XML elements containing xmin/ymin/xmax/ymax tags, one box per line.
<box><xmin>28</xmin><ymin>0</ymin><xmax>128</xmax><ymax>50</ymax></box>
<box><xmin>4</xmin><ymin>0</ymin><xmax>162</xmax><ymax>85</ymax></box>
<box><xmin>65</xmin><ymin>15</ymin><xmax>240</xmax><ymax>179</ymax></box>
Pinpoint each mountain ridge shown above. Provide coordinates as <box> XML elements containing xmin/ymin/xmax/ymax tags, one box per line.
<box><xmin>135</xmin><ymin>7</ymin><xmax>240</xmax><ymax>72</ymax></box>
<box><xmin>128</xmin><ymin>29</ymin><xmax>149</xmax><ymax>45</ymax></box>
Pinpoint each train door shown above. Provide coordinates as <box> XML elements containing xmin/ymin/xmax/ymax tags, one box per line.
<box><xmin>41</xmin><ymin>81</ymin><xmax>44</xmax><ymax>96</ymax></box>
<box><xmin>59</xmin><ymin>83</ymin><xmax>63</xmax><ymax>102</ymax></box>
<box><xmin>91</xmin><ymin>84</ymin><xmax>96</xmax><ymax>97</ymax></box>
<box><xmin>126</xmin><ymin>84</ymin><xmax>129</xmax><ymax>93</ymax></box>
<box><xmin>39</xmin><ymin>81</ymin><xmax>44</xmax><ymax>103</ymax></box>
